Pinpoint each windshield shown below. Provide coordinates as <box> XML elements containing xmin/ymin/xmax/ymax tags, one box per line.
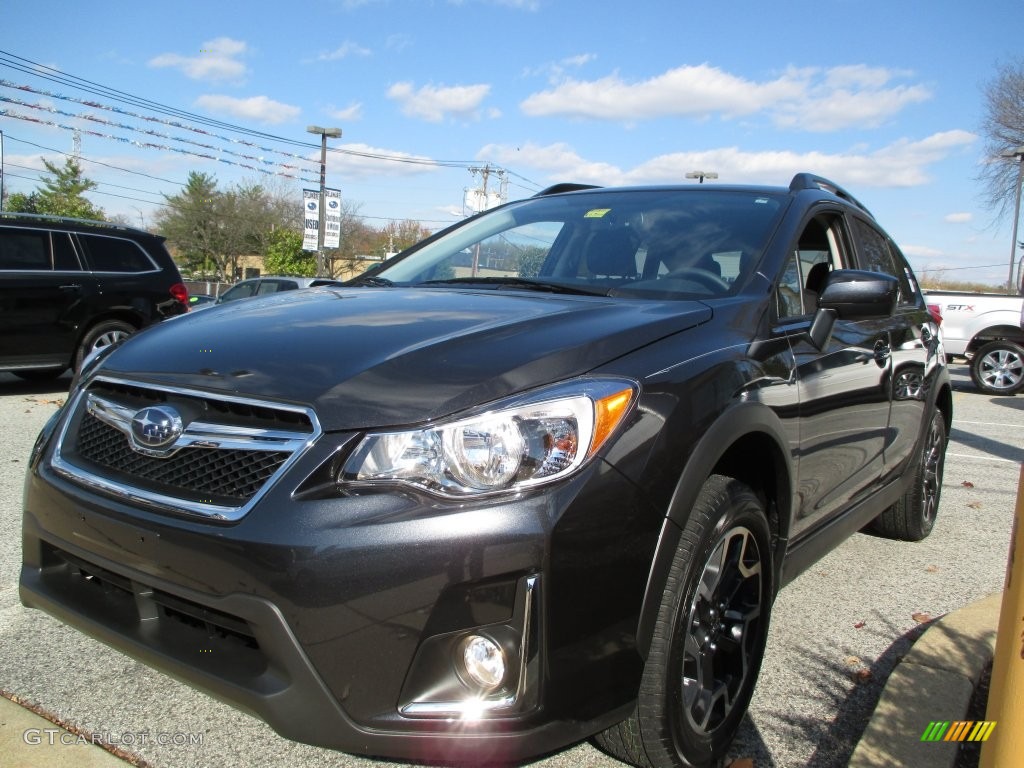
<box><xmin>374</xmin><ymin>188</ymin><xmax>786</xmax><ymax>299</ymax></box>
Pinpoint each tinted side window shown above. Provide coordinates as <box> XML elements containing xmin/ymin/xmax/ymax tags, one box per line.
<box><xmin>258</xmin><ymin>280</ymin><xmax>294</xmax><ymax>295</ymax></box>
<box><xmin>0</xmin><ymin>228</ymin><xmax>50</xmax><ymax>270</ymax></box>
<box><xmin>77</xmin><ymin>234</ymin><xmax>155</xmax><ymax>272</ymax></box>
<box><xmin>850</xmin><ymin>218</ymin><xmax>914</xmax><ymax>304</ymax></box>
<box><xmin>52</xmin><ymin>233</ymin><xmax>83</xmax><ymax>271</ymax></box>
<box><xmin>220</xmin><ymin>281</ymin><xmax>258</xmax><ymax>302</ymax></box>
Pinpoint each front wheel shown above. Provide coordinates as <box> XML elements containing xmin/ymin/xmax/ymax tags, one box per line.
<box><xmin>595</xmin><ymin>475</ymin><xmax>773</xmax><ymax>768</ymax></box>
<box><xmin>970</xmin><ymin>340</ymin><xmax>1024</xmax><ymax>395</ymax></box>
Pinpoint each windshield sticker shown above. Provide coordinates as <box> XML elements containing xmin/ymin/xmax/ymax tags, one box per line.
<box><xmin>584</xmin><ymin>208</ymin><xmax>612</xmax><ymax>218</ymax></box>
<box><xmin>754</xmin><ymin>198</ymin><xmax>770</xmax><ymax>204</ymax></box>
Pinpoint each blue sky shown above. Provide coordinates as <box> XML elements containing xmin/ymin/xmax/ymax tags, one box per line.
<box><xmin>2</xmin><ymin>0</ymin><xmax>1021</xmax><ymax>285</ymax></box>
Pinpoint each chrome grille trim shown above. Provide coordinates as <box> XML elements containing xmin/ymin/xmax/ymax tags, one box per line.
<box><xmin>51</xmin><ymin>375</ymin><xmax>322</xmax><ymax>522</ymax></box>
<box><xmin>86</xmin><ymin>393</ymin><xmax>313</xmax><ymax>455</ymax></box>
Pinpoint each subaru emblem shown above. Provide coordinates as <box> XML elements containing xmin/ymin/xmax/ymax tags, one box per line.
<box><xmin>130</xmin><ymin>406</ymin><xmax>183</xmax><ymax>450</ymax></box>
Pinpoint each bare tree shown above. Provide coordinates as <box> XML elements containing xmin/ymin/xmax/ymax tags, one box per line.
<box><xmin>978</xmin><ymin>59</ymin><xmax>1024</xmax><ymax>218</ymax></box>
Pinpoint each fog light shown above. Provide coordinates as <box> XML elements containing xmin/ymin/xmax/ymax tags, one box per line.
<box><xmin>460</xmin><ymin>635</ymin><xmax>506</xmax><ymax>690</ymax></box>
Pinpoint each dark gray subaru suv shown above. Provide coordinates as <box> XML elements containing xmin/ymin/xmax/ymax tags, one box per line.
<box><xmin>21</xmin><ymin>175</ymin><xmax>951</xmax><ymax>768</ymax></box>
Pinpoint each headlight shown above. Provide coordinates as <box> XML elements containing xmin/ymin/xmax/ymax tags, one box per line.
<box><xmin>340</xmin><ymin>378</ymin><xmax>635</xmax><ymax>497</ymax></box>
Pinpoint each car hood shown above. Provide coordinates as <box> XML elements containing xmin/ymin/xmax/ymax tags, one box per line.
<box><xmin>99</xmin><ymin>287</ymin><xmax>711</xmax><ymax>431</ymax></box>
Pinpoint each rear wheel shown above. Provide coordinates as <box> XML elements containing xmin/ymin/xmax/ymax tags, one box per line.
<box><xmin>870</xmin><ymin>409</ymin><xmax>946</xmax><ymax>541</ymax></box>
<box><xmin>970</xmin><ymin>340</ymin><xmax>1024</xmax><ymax>395</ymax></box>
<box><xmin>595</xmin><ymin>475</ymin><xmax>773</xmax><ymax>768</ymax></box>
<box><xmin>74</xmin><ymin>319</ymin><xmax>135</xmax><ymax>371</ymax></box>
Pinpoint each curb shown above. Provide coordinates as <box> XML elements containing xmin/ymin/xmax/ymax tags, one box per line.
<box><xmin>848</xmin><ymin>592</ymin><xmax>1001</xmax><ymax>768</ymax></box>
<box><xmin>0</xmin><ymin>694</ymin><xmax>133</xmax><ymax>768</ymax></box>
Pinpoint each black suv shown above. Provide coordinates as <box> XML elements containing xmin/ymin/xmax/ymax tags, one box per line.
<box><xmin>21</xmin><ymin>175</ymin><xmax>951</xmax><ymax>768</ymax></box>
<box><xmin>0</xmin><ymin>213</ymin><xmax>189</xmax><ymax>379</ymax></box>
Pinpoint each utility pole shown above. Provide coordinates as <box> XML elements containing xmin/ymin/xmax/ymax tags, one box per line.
<box><xmin>0</xmin><ymin>130</ymin><xmax>5</xmax><ymax>211</ymax></box>
<box><xmin>1001</xmin><ymin>147</ymin><xmax>1024</xmax><ymax>295</ymax></box>
<box><xmin>306</xmin><ymin>125</ymin><xmax>343</xmax><ymax>277</ymax></box>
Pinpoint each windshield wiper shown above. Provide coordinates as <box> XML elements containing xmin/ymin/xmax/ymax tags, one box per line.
<box><xmin>417</xmin><ymin>276</ymin><xmax>609</xmax><ymax>296</ymax></box>
<box><xmin>346</xmin><ymin>275</ymin><xmax>394</xmax><ymax>287</ymax></box>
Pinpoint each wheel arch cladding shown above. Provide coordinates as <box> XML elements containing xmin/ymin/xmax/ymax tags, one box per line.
<box><xmin>635</xmin><ymin>402</ymin><xmax>793</xmax><ymax>659</ymax></box>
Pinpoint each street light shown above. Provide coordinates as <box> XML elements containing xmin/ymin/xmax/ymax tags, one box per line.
<box><xmin>686</xmin><ymin>170</ymin><xmax>718</xmax><ymax>184</ymax></box>
<box><xmin>1001</xmin><ymin>146</ymin><xmax>1024</xmax><ymax>295</ymax></box>
<box><xmin>306</xmin><ymin>125</ymin><xmax>343</xmax><ymax>277</ymax></box>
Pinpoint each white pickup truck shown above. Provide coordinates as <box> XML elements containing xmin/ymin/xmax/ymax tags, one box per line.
<box><xmin>923</xmin><ymin>290</ymin><xmax>1024</xmax><ymax>395</ymax></box>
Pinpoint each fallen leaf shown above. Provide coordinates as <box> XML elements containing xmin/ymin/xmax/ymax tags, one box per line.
<box><xmin>853</xmin><ymin>668</ymin><xmax>873</xmax><ymax>683</ymax></box>
<box><xmin>911</xmin><ymin>611</ymin><xmax>932</xmax><ymax>623</ymax></box>
<box><xmin>967</xmin><ymin>501</ymin><xmax>983</xmax><ymax>509</ymax></box>
<box><xmin>845</xmin><ymin>656</ymin><xmax>862</xmax><ymax>666</ymax></box>
<box><xmin>925</xmin><ymin>565</ymin><xmax>939</xmax><ymax>573</ymax></box>
<box><xmin>961</xmin><ymin>480</ymin><xmax>975</xmax><ymax>488</ymax></box>
<box><xmin>727</xmin><ymin>760</ymin><xmax>755</xmax><ymax>768</ymax></box>
<box><xmin>853</xmin><ymin>620</ymin><xmax>866</xmax><ymax>629</ymax></box>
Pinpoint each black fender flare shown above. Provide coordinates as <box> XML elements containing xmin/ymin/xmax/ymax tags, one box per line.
<box><xmin>635</xmin><ymin>401</ymin><xmax>794</xmax><ymax>658</ymax></box>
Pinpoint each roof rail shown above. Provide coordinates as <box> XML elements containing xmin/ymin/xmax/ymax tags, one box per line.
<box><xmin>533</xmin><ymin>183</ymin><xmax>601</xmax><ymax>197</ymax></box>
<box><xmin>0</xmin><ymin>211</ymin><xmax>149</xmax><ymax>234</ymax></box>
<box><xmin>789</xmin><ymin>173</ymin><xmax>873</xmax><ymax>217</ymax></box>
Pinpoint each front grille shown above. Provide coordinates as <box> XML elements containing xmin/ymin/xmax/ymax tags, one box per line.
<box><xmin>52</xmin><ymin>375</ymin><xmax>321</xmax><ymax>521</ymax></box>
<box><xmin>77</xmin><ymin>412</ymin><xmax>289</xmax><ymax>503</ymax></box>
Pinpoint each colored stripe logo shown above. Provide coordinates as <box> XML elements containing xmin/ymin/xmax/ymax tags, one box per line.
<box><xmin>921</xmin><ymin>721</ymin><xmax>997</xmax><ymax>742</ymax></box>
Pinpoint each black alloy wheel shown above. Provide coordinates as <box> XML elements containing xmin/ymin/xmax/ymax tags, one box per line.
<box><xmin>594</xmin><ymin>475</ymin><xmax>773</xmax><ymax>768</ymax></box>
<box><xmin>869</xmin><ymin>408</ymin><xmax>946</xmax><ymax>542</ymax></box>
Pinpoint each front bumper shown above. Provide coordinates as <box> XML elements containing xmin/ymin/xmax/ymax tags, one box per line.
<box><xmin>20</xmin><ymin>433</ymin><xmax>657</xmax><ymax>762</ymax></box>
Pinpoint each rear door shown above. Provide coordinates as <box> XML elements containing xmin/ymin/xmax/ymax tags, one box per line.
<box><xmin>847</xmin><ymin>215</ymin><xmax>938</xmax><ymax>481</ymax></box>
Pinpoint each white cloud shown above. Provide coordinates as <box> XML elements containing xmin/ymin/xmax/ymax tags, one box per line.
<box><xmin>520</xmin><ymin>63</ymin><xmax>932</xmax><ymax>131</ymax></box>
<box><xmin>523</xmin><ymin>53</ymin><xmax>596</xmax><ymax>82</ymax></box>
<box><xmin>328</xmin><ymin>103</ymin><xmax>364</xmax><ymax>121</ymax></box>
<box><xmin>315</xmin><ymin>142</ymin><xmax>440</xmax><ymax>179</ymax></box>
<box><xmin>317</xmin><ymin>41</ymin><xmax>371</xmax><ymax>61</ymax></box>
<box><xmin>195</xmin><ymin>94</ymin><xmax>300</xmax><ymax>125</ymax></box>
<box><xmin>479</xmin><ymin>130</ymin><xmax>977</xmax><ymax>189</ymax></box>
<box><xmin>385</xmin><ymin>34</ymin><xmax>413</xmax><ymax>52</ymax></box>
<box><xmin>944</xmin><ymin>212</ymin><xmax>973</xmax><ymax>223</ymax></box>
<box><xmin>148</xmin><ymin>37</ymin><xmax>249</xmax><ymax>82</ymax></box>
<box><xmin>387</xmin><ymin>81</ymin><xmax>493</xmax><ymax>122</ymax></box>
<box><xmin>521</xmin><ymin>64</ymin><xmax>799</xmax><ymax>120</ymax></box>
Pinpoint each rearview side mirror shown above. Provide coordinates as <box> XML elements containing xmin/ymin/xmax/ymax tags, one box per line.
<box><xmin>808</xmin><ymin>269</ymin><xmax>899</xmax><ymax>349</ymax></box>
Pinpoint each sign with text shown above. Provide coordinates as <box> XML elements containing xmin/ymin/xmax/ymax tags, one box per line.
<box><xmin>323</xmin><ymin>188</ymin><xmax>341</xmax><ymax>249</ymax></box>
<box><xmin>302</xmin><ymin>189</ymin><xmax>319</xmax><ymax>251</ymax></box>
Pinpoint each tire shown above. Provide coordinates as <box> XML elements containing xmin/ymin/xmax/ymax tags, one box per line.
<box><xmin>74</xmin><ymin>319</ymin><xmax>135</xmax><ymax>371</ymax></box>
<box><xmin>970</xmin><ymin>340</ymin><xmax>1024</xmax><ymax>395</ymax></box>
<box><xmin>12</xmin><ymin>368</ymin><xmax>67</xmax><ymax>381</ymax></box>
<box><xmin>595</xmin><ymin>475</ymin><xmax>774</xmax><ymax>768</ymax></box>
<box><xmin>870</xmin><ymin>409</ymin><xmax>946</xmax><ymax>541</ymax></box>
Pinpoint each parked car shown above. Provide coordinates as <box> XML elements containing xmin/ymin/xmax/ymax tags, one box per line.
<box><xmin>187</xmin><ymin>293</ymin><xmax>216</xmax><ymax>309</ymax></box>
<box><xmin>923</xmin><ymin>288</ymin><xmax>1024</xmax><ymax>395</ymax></box>
<box><xmin>215</xmin><ymin>275</ymin><xmax>343</xmax><ymax>305</ymax></box>
<box><xmin>0</xmin><ymin>213</ymin><xmax>189</xmax><ymax>380</ymax></box>
<box><xmin>21</xmin><ymin>174</ymin><xmax>951</xmax><ymax>768</ymax></box>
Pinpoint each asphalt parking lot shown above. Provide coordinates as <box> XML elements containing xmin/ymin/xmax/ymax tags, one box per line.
<box><xmin>0</xmin><ymin>364</ymin><xmax>1020</xmax><ymax>768</ymax></box>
